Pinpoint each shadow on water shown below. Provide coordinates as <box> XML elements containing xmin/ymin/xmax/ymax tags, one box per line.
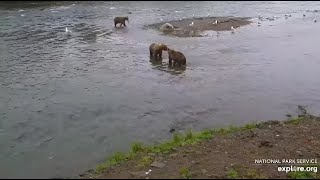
<box><xmin>149</xmin><ymin>57</ymin><xmax>186</xmax><ymax>75</ymax></box>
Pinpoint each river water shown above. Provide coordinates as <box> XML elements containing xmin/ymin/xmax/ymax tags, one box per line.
<box><xmin>1</xmin><ymin>1</ymin><xmax>320</xmax><ymax>178</ymax></box>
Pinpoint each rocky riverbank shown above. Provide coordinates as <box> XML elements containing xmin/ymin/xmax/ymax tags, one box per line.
<box><xmin>80</xmin><ymin>106</ymin><xmax>320</xmax><ymax>179</ymax></box>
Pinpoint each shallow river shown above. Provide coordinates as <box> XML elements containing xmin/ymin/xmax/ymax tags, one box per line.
<box><xmin>1</xmin><ymin>1</ymin><xmax>320</xmax><ymax>178</ymax></box>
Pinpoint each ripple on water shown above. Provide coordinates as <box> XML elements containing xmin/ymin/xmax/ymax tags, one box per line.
<box><xmin>1</xmin><ymin>1</ymin><xmax>320</xmax><ymax>179</ymax></box>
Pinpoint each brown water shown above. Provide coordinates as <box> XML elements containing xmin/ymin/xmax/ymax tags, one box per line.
<box><xmin>1</xmin><ymin>1</ymin><xmax>320</xmax><ymax>178</ymax></box>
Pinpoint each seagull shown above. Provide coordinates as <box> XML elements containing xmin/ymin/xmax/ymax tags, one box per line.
<box><xmin>189</xmin><ymin>21</ymin><xmax>194</xmax><ymax>26</ymax></box>
<box><xmin>65</xmin><ymin>27</ymin><xmax>72</xmax><ymax>35</ymax></box>
<box><xmin>258</xmin><ymin>13</ymin><xmax>262</xmax><ymax>19</ymax></box>
<box><xmin>160</xmin><ymin>18</ymin><xmax>163</xmax><ymax>21</ymax></box>
<box><xmin>231</xmin><ymin>26</ymin><xmax>235</xmax><ymax>30</ymax></box>
<box><xmin>213</xmin><ymin>20</ymin><xmax>218</xmax><ymax>25</ymax></box>
<box><xmin>207</xmin><ymin>13</ymin><xmax>210</xmax><ymax>17</ymax></box>
<box><xmin>193</xmin><ymin>13</ymin><xmax>195</xmax><ymax>18</ymax></box>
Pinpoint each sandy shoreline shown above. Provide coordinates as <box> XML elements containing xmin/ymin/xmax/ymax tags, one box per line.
<box><xmin>144</xmin><ymin>16</ymin><xmax>252</xmax><ymax>37</ymax></box>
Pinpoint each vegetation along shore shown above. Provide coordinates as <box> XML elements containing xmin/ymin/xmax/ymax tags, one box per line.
<box><xmin>79</xmin><ymin>106</ymin><xmax>320</xmax><ymax>179</ymax></box>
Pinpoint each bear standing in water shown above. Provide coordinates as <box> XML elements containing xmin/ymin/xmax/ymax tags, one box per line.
<box><xmin>149</xmin><ymin>43</ymin><xmax>168</xmax><ymax>60</ymax></box>
<box><xmin>114</xmin><ymin>16</ymin><xmax>129</xmax><ymax>27</ymax></box>
<box><xmin>168</xmin><ymin>49</ymin><xmax>186</xmax><ymax>67</ymax></box>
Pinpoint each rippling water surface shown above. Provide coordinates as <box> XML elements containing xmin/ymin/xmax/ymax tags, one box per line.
<box><xmin>1</xmin><ymin>1</ymin><xmax>320</xmax><ymax>178</ymax></box>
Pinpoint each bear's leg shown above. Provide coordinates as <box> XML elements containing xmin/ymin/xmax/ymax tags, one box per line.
<box><xmin>150</xmin><ymin>50</ymin><xmax>153</xmax><ymax>58</ymax></box>
<box><xmin>159</xmin><ymin>51</ymin><xmax>162</xmax><ymax>60</ymax></box>
<box><xmin>169</xmin><ymin>57</ymin><xmax>172</xmax><ymax>65</ymax></box>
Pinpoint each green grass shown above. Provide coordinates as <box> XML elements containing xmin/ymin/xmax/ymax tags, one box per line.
<box><xmin>94</xmin><ymin>116</ymin><xmax>309</xmax><ymax>175</ymax></box>
<box><xmin>285</xmin><ymin>116</ymin><xmax>304</xmax><ymax>125</ymax></box>
<box><xmin>96</xmin><ymin>152</ymin><xmax>129</xmax><ymax>173</ymax></box>
<box><xmin>131</xmin><ymin>142</ymin><xmax>145</xmax><ymax>153</ymax></box>
<box><xmin>227</xmin><ymin>168</ymin><xmax>239</xmax><ymax>179</ymax></box>
<box><xmin>138</xmin><ymin>156</ymin><xmax>153</xmax><ymax>167</ymax></box>
<box><xmin>180</xmin><ymin>167</ymin><xmax>192</xmax><ymax>179</ymax></box>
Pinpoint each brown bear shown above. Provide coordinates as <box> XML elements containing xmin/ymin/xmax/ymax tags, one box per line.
<box><xmin>149</xmin><ymin>43</ymin><xmax>168</xmax><ymax>60</ymax></box>
<box><xmin>114</xmin><ymin>16</ymin><xmax>129</xmax><ymax>27</ymax></box>
<box><xmin>168</xmin><ymin>49</ymin><xmax>186</xmax><ymax>67</ymax></box>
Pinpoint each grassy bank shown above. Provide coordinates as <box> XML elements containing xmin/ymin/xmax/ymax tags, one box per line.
<box><xmin>95</xmin><ymin>122</ymin><xmax>258</xmax><ymax>173</ymax></box>
<box><xmin>80</xmin><ymin>109</ymin><xmax>320</xmax><ymax>179</ymax></box>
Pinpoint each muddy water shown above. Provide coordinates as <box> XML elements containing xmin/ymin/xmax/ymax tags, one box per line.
<box><xmin>1</xmin><ymin>1</ymin><xmax>320</xmax><ymax>178</ymax></box>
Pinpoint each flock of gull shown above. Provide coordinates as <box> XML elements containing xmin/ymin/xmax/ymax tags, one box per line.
<box><xmin>183</xmin><ymin>11</ymin><xmax>318</xmax><ymax>34</ymax></box>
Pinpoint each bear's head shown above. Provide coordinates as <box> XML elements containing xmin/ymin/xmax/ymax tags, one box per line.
<box><xmin>159</xmin><ymin>44</ymin><xmax>168</xmax><ymax>51</ymax></box>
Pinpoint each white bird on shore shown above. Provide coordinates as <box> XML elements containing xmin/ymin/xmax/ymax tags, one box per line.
<box><xmin>207</xmin><ymin>13</ymin><xmax>210</xmax><ymax>17</ymax></box>
<box><xmin>193</xmin><ymin>13</ymin><xmax>195</xmax><ymax>18</ymax></box>
<box><xmin>258</xmin><ymin>13</ymin><xmax>262</xmax><ymax>19</ymax></box>
<box><xmin>231</xmin><ymin>26</ymin><xmax>235</xmax><ymax>33</ymax></box>
<box><xmin>213</xmin><ymin>20</ymin><xmax>218</xmax><ymax>25</ymax></box>
<box><xmin>189</xmin><ymin>21</ymin><xmax>194</xmax><ymax>26</ymax></box>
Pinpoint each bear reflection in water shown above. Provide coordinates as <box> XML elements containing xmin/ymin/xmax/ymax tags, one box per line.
<box><xmin>149</xmin><ymin>58</ymin><xmax>186</xmax><ymax>75</ymax></box>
